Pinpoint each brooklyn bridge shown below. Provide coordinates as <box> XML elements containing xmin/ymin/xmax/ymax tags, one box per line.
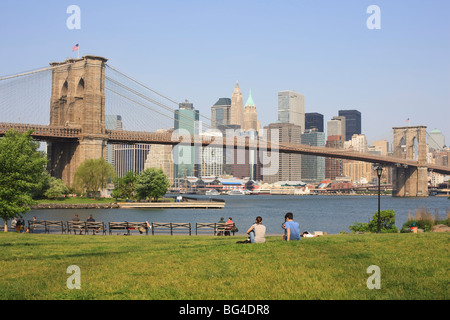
<box><xmin>1</xmin><ymin>55</ymin><xmax>449</xmax><ymax>196</ymax></box>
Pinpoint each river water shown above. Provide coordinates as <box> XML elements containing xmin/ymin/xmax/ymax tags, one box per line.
<box><xmin>7</xmin><ymin>195</ymin><xmax>449</xmax><ymax>235</ymax></box>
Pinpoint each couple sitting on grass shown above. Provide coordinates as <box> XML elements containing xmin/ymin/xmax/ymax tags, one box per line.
<box><xmin>238</xmin><ymin>212</ymin><xmax>301</xmax><ymax>244</ymax></box>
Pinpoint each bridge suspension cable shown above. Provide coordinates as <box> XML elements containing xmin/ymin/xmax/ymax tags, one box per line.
<box><xmin>105</xmin><ymin>64</ymin><xmax>213</xmax><ymax>126</ymax></box>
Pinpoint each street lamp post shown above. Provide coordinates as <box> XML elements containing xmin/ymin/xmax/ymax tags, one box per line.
<box><xmin>374</xmin><ymin>165</ymin><xmax>383</xmax><ymax>233</ymax></box>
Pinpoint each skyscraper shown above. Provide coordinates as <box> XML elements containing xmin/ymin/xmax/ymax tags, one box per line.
<box><xmin>114</xmin><ymin>143</ymin><xmax>151</xmax><ymax>177</ymax></box>
<box><xmin>263</xmin><ymin>122</ymin><xmax>302</xmax><ymax>183</ymax></box>
<box><xmin>325</xmin><ymin>119</ymin><xmax>344</xmax><ymax>180</ymax></box>
<box><xmin>305</xmin><ymin>112</ymin><xmax>324</xmax><ymax>132</ymax></box>
<box><xmin>301</xmin><ymin>129</ymin><xmax>325</xmax><ymax>182</ymax></box>
<box><xmin>428</xmin><ymin>129</ymin><xmax>445</xmax><ymax>150</ymax></box>
<box><xmin>277</xmin><ymin>90</ymin><xmax>305</xmax><ymax>132</ymax></box>
<box><xmin>174</xmin><ymin>100</ymin><xmax>200</xmax><ymax>178</ymax></box>
<box><xmin>200</xmin><ymin>130</ymin><xmax>223</xmax><ymax>177</ymax></box>
<box><xmin>338</xmin><ymin>110</ymin><xmax>361</xmax><ymax>141</ymax></box>
<box><xmin>211</xmin><ymin>98</ymin><xmax>231</xmax><ymax>129</ymax></box>
<box><xmin>230</xmin><ymin>82</ymin><xmax>244</xmax><ymax>128</ymax></box>
<box><xmin>243</xmin><ymin>90</ymin><xmax>260</xmax><ymax>132</ymax></box>
<box><xmin>105</xmin><ymin>115</ymin><xmax>151</xmax><ymax>177</ymax></box>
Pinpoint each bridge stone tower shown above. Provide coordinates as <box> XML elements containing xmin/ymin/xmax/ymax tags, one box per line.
<box><xmin>47</xmin><ymin>55</ymin><xmax>108</xmax><ymax>187</ymax></box>
<box><xmin>392</xmin><ymin>126</ymin><xmax>428</xmax><ymax>197</ymax></box>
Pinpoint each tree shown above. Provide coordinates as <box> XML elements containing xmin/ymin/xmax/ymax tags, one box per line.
<box><xmin>0</xmin><ymin>129</ymin><xmax>48</xmax><ymax>232</ymax></box>
<box><xmin>349</xmin><ymin>209</ymin><xmax>398</xmax><ymax>233</ymax></box>
<box><xmin>112</xmin><ymin>171</ymin><xmax>138</xmax><ymax>201</ymax></box>
<box><xmin>73</xmin><ymin>158</ymin><xmax>115</xmax><ymax>199</ymax></box>
<box><xmin>135</xmin><ymin>168</ymin><xmax>171</xmax><ymax>202</ymax></box>
<box><xmin>44</xmin><ymin>177</ymin><xmax>70</xmax><ymax>199</ymax></box>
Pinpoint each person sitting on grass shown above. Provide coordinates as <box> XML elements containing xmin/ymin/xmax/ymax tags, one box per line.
<box><xmin>283</xmin><ymin>212</ymin><xmax>300</xmax><ymax>241</ymax></box>
<box><xmin>246</xmin><ymin>216</ymin><xmax>266</xmax><ymax>243</ymax></box>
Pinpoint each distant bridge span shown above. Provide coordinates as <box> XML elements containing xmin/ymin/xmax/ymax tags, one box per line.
<box><xmin>1</xmin><ymin>122</ymin><xmax>449</xmax><ymax>176</ymax></box>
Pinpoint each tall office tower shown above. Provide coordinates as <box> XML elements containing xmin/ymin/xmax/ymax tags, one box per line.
<box><xmin>262</xmin><ymin>122</ymin><xmax>302</xmax><ymax>183</ymax></box>
<box><xmin>211</xmin><ymin>98</ymin><xmax>231</xmax><ymax>129</ymax></box>
<box><xmin>327</xmin><ymin>119</ymin><xmax>343</xmax><ymax>137</ymax></box>
<box><xmin>277</xmin><ymin>90</ymin><xmax>305</xmax><ymax>132</ymax></box>
<box><xmin>232</xmin><ymin>130</ymin><xmax>261</xmax><ymax>181</ymax></box>
<box><xmin>200</xmin><ymin>130</ymin><xmax>223</xmax><ymax>177</ymax></box>
<box><xmin>301</xmin><ymin>129</ymin><xmax>325</xmax><ymax>182</ymax></box>
<box><xmin>428</xmin><ymin>129</ymin><xmax>445</xmax><ymax>150</ymax></box>
<box><xmin>325</xmin><ymin>120</ymin><xmax>344</xmax><ymax>180</ymax></box>
<box><xmin>174</xmin><ymin>100</ymin><xmax>200</xmax><ymax>178</ymax></box>
<box><xmin>325</xmin><ymin>135</ymin><xmax>344</xmax><ymax>180</ymax></box>
<box><xmin>243</xmin><ymin>90</ymin><xmax>260</xmax><ymax>132</ymax></box>
<box><xmin>114</xmin><ymin>143</ymin><xmax>151</xmax><ymax>177</ymax></box>
<box><xmin>230</xmin><ymin>81</ymin><xmax>244</xmax><ymax>128</ymax></box>
<box><xmin>338</xmin><ymin>110</ymin><xmax>361</xmax><ymax>141</ymax></box>
<box><xmin>332</xmin><ymin>116</ymin><xmax>346</xmax><ymax>140</ymax></box>
<box><xmin>217</xmin><ymin>124</ymin><xmax>241</xmax><ymax>175</ymax></box>
<box><xmin>305</xmin><ymin>112</ymin><xmax>324</xmax><ymax>132</ymax></box>
<box><xmin>144</xmin><ymin>129</ymin><xmax>175</xmax><ymax>186</ymax></box>
<box><xmin>105</xmin><ymin>115</ymin><xmax>123</xmax><ymax>167</ymax></box>
<box><xmin>343</xmin><ymin>134</ymin><xmax>372</xmax><ymax>182</ymax></box>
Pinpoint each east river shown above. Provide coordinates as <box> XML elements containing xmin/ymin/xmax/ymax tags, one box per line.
<box><xmin>12</xmin><ymin>195</ymin><xmax>450</xmax><ymax>235</ymax></box>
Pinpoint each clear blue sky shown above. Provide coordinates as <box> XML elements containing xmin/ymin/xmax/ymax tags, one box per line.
<box><xmin>1</xmin><ymin>0</ymin><xmax>449</xmax><ymax>144</ymax></box>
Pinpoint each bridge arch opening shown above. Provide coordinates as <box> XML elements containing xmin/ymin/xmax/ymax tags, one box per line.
<box><xmin>399</xmin><ymin>136</ymin><xmax>406</xmax><ymax>156</ymax></box>
<box><xmin>76</xmin><ymin>77</ymin><xmax>84</xmax><ymax>98</ymax></box>
<box><xmin>60</xmin><ymin>80</ymin><xmax>68</xmax><ymax>99</ymax></box>
<box><xmin>412</xmin><ymin>136</ymin><xmax>419</xmax><ymax>161</ymax></box>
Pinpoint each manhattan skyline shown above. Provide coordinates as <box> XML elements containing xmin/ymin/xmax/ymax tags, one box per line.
<box><xmin>1</xmin><ymin>0</ymin><xmax>449</xmax><ymax>144</ymax></box>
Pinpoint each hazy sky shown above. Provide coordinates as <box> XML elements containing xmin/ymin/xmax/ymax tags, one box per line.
<box><xmin>1</xmin><ymin>0</ymin><xmax>449</xmax><ymax>144</ymax></box>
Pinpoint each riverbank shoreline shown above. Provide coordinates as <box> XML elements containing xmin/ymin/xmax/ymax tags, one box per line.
<box><xmin>32</xmin><ymin>200</ymin><xmax>225</xmax><ymax>210</ymax></box>
<box><xmin>32</xmin><ymin>203</ymin><xmax>120</xmax><ymax>209</ymax></box>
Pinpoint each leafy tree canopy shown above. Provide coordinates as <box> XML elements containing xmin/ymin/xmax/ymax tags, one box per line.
<box><xmin>0</xmin><ymin>130</ymin><xmax>47</xmax><ymax>231</ymax></box>
<box><xmin>73</xmin><ymin>158</ymin><xmax>115</xmax><ymax>199</ymax></box>
<box><xmin>135</xmin><ymin>168</ymin><xmax>170</xmax><ymax>201</ymax></box>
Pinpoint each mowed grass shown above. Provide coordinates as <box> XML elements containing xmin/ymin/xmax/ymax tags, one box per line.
<box><xmin>0</xmin><ymin>232</ymin><xmax>448</xmax><ymax>300</ymax></box>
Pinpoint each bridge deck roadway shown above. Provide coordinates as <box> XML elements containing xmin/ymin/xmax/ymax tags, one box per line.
<box><xmin>1</xmin><ymin>123</ymin><xmax>449</xmax><ymax>175</ymax></box>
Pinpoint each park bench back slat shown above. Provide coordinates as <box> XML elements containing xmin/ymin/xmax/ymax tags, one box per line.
<box><xmin>67</xmin><ymin>221</ymin><xmax>107</xmax><ymax>235</ymax></box>
<box><xmin>195</xmin><ymin>222</ymin><xmax>236</xmax><ymax>236</ymax></box>
<box><xmin>151</xmin><ymin>222</ymin><xmax>191</xmax><ymax>236</ymax></box>
<box><xmin>108</xmin><ymin>222</ymin><xmax>149</xmax><ymax>235</ymax></box>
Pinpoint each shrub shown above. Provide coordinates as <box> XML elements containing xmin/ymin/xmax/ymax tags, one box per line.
<box><xmin>349</xmin><ymin>209</ymin><xmax>398</xmax><ymax>233</ymax></box>
<box><xmin>401</xmin><ymin>208</ymin><xmax>450</xmax><ymax>232</ymax></box>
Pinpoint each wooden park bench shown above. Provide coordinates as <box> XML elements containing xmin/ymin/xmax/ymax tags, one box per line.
<box><xmin>195</xmin><ymin>223</ymin><xmax>236</xmax><ymax>236</ymax></box>
<box><xmin>67</xmin><ymin>221</ymin><xmax>107</xmax><ymax>235</ymax></box>
<box><xmin>151</xmin><ymin>222</ymin><xmax>191</xmax><ymax>236</ymax></box>
<box><xmin>27</xmin><ymin>220</ymin><xmax>46</xmax><ymax>233</ymax></box>
<box><xmin>42</xmin><ymin>220</ymin><xmax>66</xmax><ymax>234</ymax></box>
<box><xmin>85</xmin><ymin>221</ymin><xmax>107</xmax><ymax>235</ymax></box>
<box><xmin>108</xmin><ymin>222</ymin><xmax>150</xmax><ymax>235</ymax></box>
<box><xmin>67</xmin><ymin>221</ymin><xmax>85</xmax><ymax>235</ymax></box>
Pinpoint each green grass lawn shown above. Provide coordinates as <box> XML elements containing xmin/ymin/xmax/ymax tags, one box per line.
<box><xmin>0</xmin><ymin>232</ymin><xmax>448</xmax><ymax>300</ymax></box>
